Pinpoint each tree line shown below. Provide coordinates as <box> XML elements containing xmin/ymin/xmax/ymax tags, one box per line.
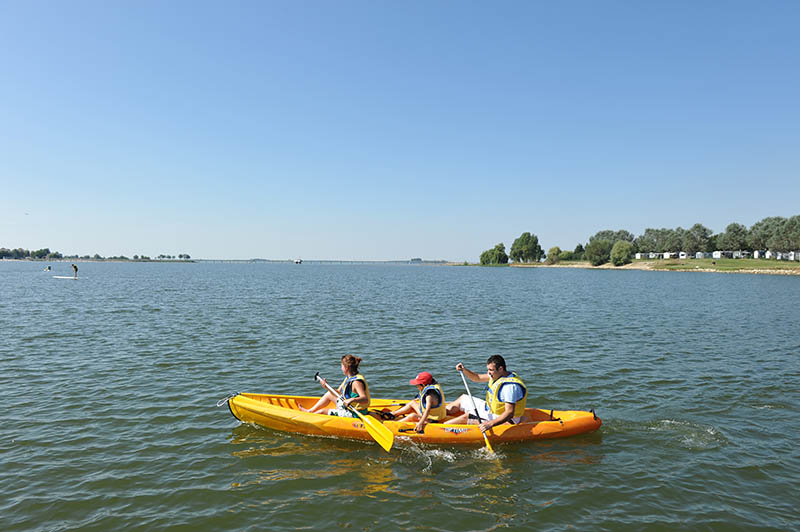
<box><xmin>479</xmin><ymin>232</ymin><xmax>546</xmax><ymax>265</ymax></box>
<box><xmin>0</xmin><ymin>247</ymin><xmax>191</xmax><ymax>261</ymax></box>
<box><xmin>480</xmin><ymin>215</ymin><xmax>800</xmax><ymax>266</ymax></box>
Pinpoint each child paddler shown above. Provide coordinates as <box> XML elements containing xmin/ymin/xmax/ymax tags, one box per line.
<box><xmin>300</xmin><ymin>354</ymin><xmax>370</xmax><ymax>418</ymax></box>
<box><xmin>389</xmin><ymin>371</ymin><xmax>446</xmax><ymax>432</ymax></box>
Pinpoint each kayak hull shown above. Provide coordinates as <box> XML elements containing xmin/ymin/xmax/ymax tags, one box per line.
<box><xmin>226</xmin><ymin>393</ymin><xmax>601</xmax><ymax>446</ymax></box>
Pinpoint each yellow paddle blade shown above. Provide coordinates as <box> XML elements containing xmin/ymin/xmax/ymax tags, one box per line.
<box><xmin>482</xmin><ymin>432</ymin><xmax>495</xmax><ymax>454</ymax></box>
<box><xmin>354</xmin><ymin>410</ymin><xmax>394</xmax><ymax>452</ymax></box>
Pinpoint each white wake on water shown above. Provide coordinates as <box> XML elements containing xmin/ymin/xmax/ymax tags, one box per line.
<box><xmin>648</xmin><ymin>419</ymin><xmax>728</xmax><ymax>450</ymax></box>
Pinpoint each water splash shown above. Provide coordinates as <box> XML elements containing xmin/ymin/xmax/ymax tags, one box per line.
<box><xmin>648</xmin><ymin>419</ymin><xmax>728</xmax><ymax>450</ymax></box>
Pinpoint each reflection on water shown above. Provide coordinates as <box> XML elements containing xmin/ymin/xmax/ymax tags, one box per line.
<box><xmin>225</xmin><ymin>420</ymin><xmax>608</xmax><ymax>527</ymax></box>
<box><xmin>527</xmin><ymin>449</ymin><xmax>602</xmax><ymax>466</ymax></box>
<box><xmin>226</xmin><ymin>424</ymin><xmax>554</xmax><ymax>493</ymax></box>
<box><xmin>228</xmin><ymin>425</ymin><xmax>397</xmax><ymax>496</ymax></box>
<box><xmin>333</xmin><ymin>459</ymin><xmax>395</xmax><ymax>498</ymax></box>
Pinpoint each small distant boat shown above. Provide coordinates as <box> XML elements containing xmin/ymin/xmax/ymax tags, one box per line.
<box><xmin>294</xmin><ymin>259</ymin><xmax>302</xmax><ymax>264</ymax></box>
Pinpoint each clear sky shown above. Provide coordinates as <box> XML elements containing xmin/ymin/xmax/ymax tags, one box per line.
<box><xmin>2</xmin><ymin>2</ymin><xmax>798</xmax><ymax>261</ymax></box>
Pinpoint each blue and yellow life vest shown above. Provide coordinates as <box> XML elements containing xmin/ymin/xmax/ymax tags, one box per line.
<box><xmin>486</xmin><ymin>371</ymin><xmax>527</xmax><ymax>418</ymax></box>
<box><xmin>339</xmin><ymin>373</ymin><xmax>371</xmax><ymax>410</ymax></box>
<box><xmin>418</xmin><ymin>383</ymin><xmax>446</xmax><ymax>421</ymax></box>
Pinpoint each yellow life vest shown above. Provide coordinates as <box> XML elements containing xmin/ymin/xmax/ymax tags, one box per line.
<box><xmin>339</xmin><ymin>373</ymin><xmax>371</xmax><ymax>410</ymax></box>
<box><xmin>485</xmin><ymin>372</ymin><xmax>527</xmax><ymax>418</ymax></box>
<box><xmin>418</xmin><ymin>383</ymin><xmax>446</xmax><ymax>421</ymax></box>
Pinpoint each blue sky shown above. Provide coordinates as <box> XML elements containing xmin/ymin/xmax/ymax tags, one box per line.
<box><xmin>2</xmin><ymin>2</ymin><xmax>798</xmax><ymax>261</ymax></box>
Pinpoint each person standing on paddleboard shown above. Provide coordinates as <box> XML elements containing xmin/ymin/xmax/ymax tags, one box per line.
<box><xmin>388</xmin><ymin>371</ymin><xmax>446</xmax><ymax>432</ymax></box>
<box><xmin>445</xmin><ymin>355</ymin><xmax>527</xmax><ymax>432</ymax></box>
<box><xmin>300</xmin><ymin>354</ymin><xmax>371</xmax><ymax>417</ymax></box>
<box><xmin>72</xmin><ymin>263</ymin><xmax>78</xmax><ymax>279</ymax></box>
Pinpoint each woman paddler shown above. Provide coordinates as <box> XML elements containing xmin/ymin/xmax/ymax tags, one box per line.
<box><xmin>300</xmin><ymin>354</ymin><xmax>371</xmax><ymax>417</ymax></box>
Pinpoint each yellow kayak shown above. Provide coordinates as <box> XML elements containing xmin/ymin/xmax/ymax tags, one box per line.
<box><xmin>221</xmin><ymin>393</ymin><xmax>602</xmax><ymax>446</ymax></box>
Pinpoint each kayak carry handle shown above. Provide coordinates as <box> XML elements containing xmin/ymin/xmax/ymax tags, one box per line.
<box><xmin>216</xmin><ymin>392</ymin><xmax>239</xmax><ymax>407</ymax></box>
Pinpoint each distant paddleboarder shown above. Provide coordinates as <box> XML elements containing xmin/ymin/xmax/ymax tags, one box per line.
<box><xmin>72</xmin><ymin>263</ymin><xmax>78</xmax><ymax>279</ymax></box>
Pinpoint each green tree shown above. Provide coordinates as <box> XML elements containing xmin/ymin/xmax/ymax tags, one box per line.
<box><xmin>766</xmin><ymin>215</ymin><xmax>800</xmax><ymax>251</ymax></box>
<box><xmin>573</xmin><ymin>244</ymin><xmax>585</xmax><ymax>260</ymax></box>
<box><xmin>558</xmin><ymin>250</ymin><xmax>574</xmax><ymax>261</ymax></box>
<box><xmin>509</xmin><ymin>232</ymin><xmax>544</xmax><ymax>263</ymax></box>
<box><xmin>611</xmin><ymin>241</ymin><xmax>633</xmax><ymax>266</ymax></box>
<box><xmin>682</xmin><ymin>223</ymin><xmax>713</xmax><ymax>254</ymax></box>
<box><xmin>786</xmin><ymin>215</ymin><xmax>800</xmax><ymax>250</ymax></box>
<box><xmin>634</xmin><ymin>229</ymin><xmax>656</xmax><ymax>253</ymax></box>
<box><xmin>585</xmin><ymin>239</ymin><xmax>613</xmax><ymax>266</ymax></box>
<box><xmin>635</xmin><ymin>228</ymin><xmax>671</xmax><ymax>253</ymax></box>
<box><xmin>663</xmin><ymin>227</ymin><xmax>685</xmax><ymax>252</ymax></box>
<box><xmin>546</xmin><ymin>246</ymin><xmax>561</xmax><ymax>265</ymax></box>
<box><xmin>590</xmin><ymin>230</ymin><xmax>634</xmax><ymax>247</ymax></box>
<box><xmin>32</xmin><ymin>248</ymin><xmax>50</xmax><ymax>259</ymax></box>
<box><xmin>719</xmin><ymin>222</ymin><xmax>749</xmax><ymax>251</ymax></box>
<box><xmin>636</xmin><ymin>227</ymin><xmax>686</xmax><ymax>253</ymax></box>
<box><xmin>480</xmin><ymin>243</ymin><xmax>509</xmax><ymax>265</ymax></box>
<box><xmin>748</xmin><ymin>217</ymin><xmax>785</xmax><ymax>250</ymax></box>
<box><xmin>710</xmin><ymin>233</ymin><xmax>723</xmax><ymax>251</ymax></box>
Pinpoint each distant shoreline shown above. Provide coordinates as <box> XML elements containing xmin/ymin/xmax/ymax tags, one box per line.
<box><xmin>6</xmin><ymin>257</ymin><xmax>799</xmax><ymax>275</ymax></box>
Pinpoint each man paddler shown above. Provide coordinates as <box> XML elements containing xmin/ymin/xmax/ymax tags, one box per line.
<box><xmin>445</xmin><ymin>355</ymin><xmax>527</xmax><ymax>431</ymax></box>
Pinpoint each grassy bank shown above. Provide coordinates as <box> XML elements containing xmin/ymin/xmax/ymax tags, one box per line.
<box><xmin>648</xmin><ymin>258</ymin><xmax>800</xmax><ymax>273</ymax></box>
<box><xmin>464</xmin><ymin>258</ymin><xmax>800</xmax><ymax>275</ymax></box>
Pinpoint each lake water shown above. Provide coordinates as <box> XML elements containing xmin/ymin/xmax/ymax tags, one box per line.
<box><xmin>2</xmin><ymin>261</ymin><xmax>798</xmax><ymax>531</ymax></box>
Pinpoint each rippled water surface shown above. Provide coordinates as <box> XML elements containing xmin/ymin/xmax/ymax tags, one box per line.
<box><xmin>2</xmin><ymin>261</ymin><xmax>798</xmax><ymax>531</ymax></box>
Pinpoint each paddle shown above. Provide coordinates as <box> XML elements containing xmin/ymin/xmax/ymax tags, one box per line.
<box><xmin>314</xmin><ymin>372</ymin><xmax>394</xmax><ymax>452</ymax></box>
<box><xmin>458</xmin><ymin>368</ymin><xmax>495</xmax><ymax>454</ymax></box>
